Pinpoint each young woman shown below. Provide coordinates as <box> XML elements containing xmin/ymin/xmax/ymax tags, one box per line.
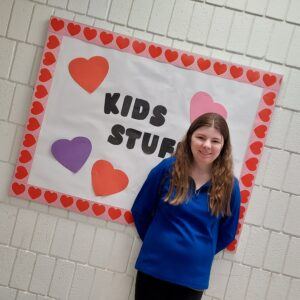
<box><xmin>131</xmin><ymin>112</ymin><xmax>241</xmax><ymax>300</ymax></box>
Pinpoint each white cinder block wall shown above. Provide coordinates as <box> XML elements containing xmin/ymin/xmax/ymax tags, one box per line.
<box><xmin>0</xmin><ymin>0</ymin><xmax>300</xmax><ymax>299</ymax></box>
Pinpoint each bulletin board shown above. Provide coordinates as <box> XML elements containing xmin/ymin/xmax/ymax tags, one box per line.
<box><xmin>10</xmin><ymin>17</ymin><xmax>283</xmax><ymax>251</ymax></box>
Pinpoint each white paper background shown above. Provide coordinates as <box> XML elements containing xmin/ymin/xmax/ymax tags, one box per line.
<box><xmin>28</xmin><ymin>37</ymin><xmax>262</xmax><ymax>210</ymax></box>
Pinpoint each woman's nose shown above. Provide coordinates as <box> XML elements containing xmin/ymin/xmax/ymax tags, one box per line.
<box><xmin>203</xmin><ymin>140</ymin><xmax>211</xmax><ymax>148</ymax></box>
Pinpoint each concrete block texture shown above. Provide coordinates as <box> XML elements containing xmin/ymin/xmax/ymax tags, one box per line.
<box><xmin>283</xmin><ymin>195</ymin><xmax>300</xmax><ymax>235</ymax></box>
<box><xmin>0</xmin><ymin>37</ymin><xmax>16</xmax><ymax>78</ymax></box>
<box><xmin>7</xmin><ymin>0</ymin><xmax>34</xmax><ymax>41</ymax></box>
<box><xmin>10</xmin><ymin>249</ymin><xmax>36</xmax><ymax>290</ymax></box>
<box><xmin>148</xmin><ymin>0</ymin><xmax>175</xmax><ymax>35</ymax></box>
<box><xmin>50</xmin><ymin>218</ymin><xmax>76</xmax><ymax>259</ymax></box>
<box><xmin>188</xmin><ymin>3</ymin><xmax>214</xmax><ymax>44</ymax></box>
<box><xmin>246</xmin><ymin>268</ymin><xmax>271</xmax><ymax>300</ymax></box>
<box><xmin>283</xmin><ymin>154</ymin><xmax>300</xmax><ymax>195</ymax></box>
<box><xmin>67</xmin><ymin>0</ymin><xmax>89</xmax><ymax>14</ymax></box>
<box><xmin>0</xmin><ymin>245</ymin><xmax>17</xmax><ymax>285</ymax></box>
<box><xmin>284</xmin><ymin>237</ymin><xmax>300</xmax><ymax>277</ymax></box>
<box><xmin>266</xmin><ymin>0</ymin><xmax>290</xmax><ymax>20</ymax></box>
<box><xmin>285</xmin><ymin>112</ymin><xmax>300</xmax><ymax>152</ymax></box>
<box><xmin>29</xmin><ymin>255</ymin><xmax>55</xmax><ymax>295</ymax></box>
<box><xmin>108</xmin><ymin>0</ymin><xmax>132</xmax><ymax>25</ymax></box>
<box><xmin>266</xmin><ymin>274</ymin><xmax>290</xmax><ymax>300</ymax></box>
<box><xmin>287</xmin><ymin>27</ymin><xmax>300</xmax><ymax>68</ymax></box>
<box><xmin>287</xmin><ymin>0</ymin><xmax>300</xmax><ymax>25</ymax></box>
<box><xmin>243</xmin><ymin>226</ymin><xmax>269</xmax><ymax>267</ymax></box>
<box><xmin>128</xmin><ymin>0</ymin><xmax>153</xmax><ymax>31</ymax></box>
<box><xmin>226</xmin><ymin>0</ymin><xmax>247</xmax><ymax>11</ymax></box>
<box><xmin>284</xmin><ymin>68</ymin><xmax>300</xmax><ymax>110</ymax></box>
<box><xmin>49</xmin><ymin>259</ymin><xmax>75</xmax><ymax>299</ymax></box>
<box><xmin>167</xmin><ymin>0</ymin><xmax>194</xmax><ymax>40</ymax></box>
<box><xmin>263</xmin><ymin>190</ymin><xmax>289</xmax><ymax>231</ymax></box>
<box><xmin>0</xmin><ymin>203</ymin><xmax>18</xmax><ymax>245</ymax></box>
<box><xmin>227</xmin><ymin>12</ymin><xmax>253</xmax><ymax>54</ymax></box>
<box><xmin>224</xmin><ymin>263</ymin><xmax>251</xmax><ymax>300</ymax></box>
<box><xmin>207</xmin><ymin>7</ymin><xmax>233</xmax><ymax>49</ymax></box>
<box><xmin>10</xmin><ymin>42</ymin><xmax>36</xmax><ymax>84</ymax></box>
<box><xmin>247</xmin><ymin>17</ymin><xmax>273</xmax><ymax>58</ymax></box>
<box><xmin>0</xmin><ymin>0</ymin><xmax>14</xmax><ymax>36</ymax></box>
<box><xmin>246</xmin><ymin>0</ymin><xmax>269</xmax><ymax>16</ymax></box>
<box><xmin>0</xmin><ymin>79</ymin><xmax>15</xmax><ymax>121</ymax></box>
<box><xmin>11</xmin><ymin>209</ymin><xmax>38</xmax><ymax>250</ymax></box>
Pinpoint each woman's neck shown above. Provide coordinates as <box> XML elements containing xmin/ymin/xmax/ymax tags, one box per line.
<box><xmin>190</xmin><ymin>162</ymin><xmax>212</xmax><ymax>188</ymax></box>
<box><xmin>190</xmin><ymin>161</ymin><xmax>212</xmax><ymax>177</ymax></box>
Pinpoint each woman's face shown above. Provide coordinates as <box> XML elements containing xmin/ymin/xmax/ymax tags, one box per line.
<box><xmin>190</xmin><ymin>126</ymin><xmax>224</xmax><ymax>169</ymax></box>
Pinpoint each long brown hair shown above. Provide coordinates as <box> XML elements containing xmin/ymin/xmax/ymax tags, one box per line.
<box><xmin>164</xmin><ymin>112</ymin><xmax>234</xmax><ymax>217</ymax></box>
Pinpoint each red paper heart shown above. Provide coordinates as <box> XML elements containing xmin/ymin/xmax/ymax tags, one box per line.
<box><xmin>108</xmin><ymin>207</ymin><xmax>122</xmax><ymax>220</ymax></box>
<box><xmin>47</xmin><ymin>35</ymin><xmax>60</xmax><ymax>49</ymax></box>
<box><xmin>149</xmin><ymin>45</ymin><xmax>162</xmax><ymax>58</ymax></box>
<box><xmin>254</xmin><ymin>125</ymin><xmax>267</xmax><ymax>138</ymax></box>
<box><xmin>241</xmin><ymin>174</ymin><xmax>254</xmax><ymax>187</ymax></box>
<box><xmin>259</xmin><ymin>108</ymin><xmax>272</xmax><ymax>122</ymax></box>
<box><xmin>245</xmin><ymin>157</ymin><xmax>258</xmax><ymax>171</ymax></box>
<box><xmin>67</xmin><ymin>23</ymin><xmax>81</xmax><ymax>36</ymax></box>
<box><xmin>12</xmin><ymin>183</ymin><xmax>25</xmax><ymax>195</ymax></box>
<box><xmin>165</xmin><ymin>49</ymin><xmax>178</xmax><ymax>62</ymax></box>
<box><xmin>181</xmin><ymin>54</ymin><xmax>194</xmax><ymax>67</ymax></box>
<box><xmin>19</xmin><ymin>150</ymin><xmax>32</xmax><ymax>163</ymax></box>
<box><xmin>28</xmin><ymin>187</ymin><xmax>41</xmax><ymax>199</ymax></box>
<box><xmin>39</xmin><ymin>68</ymin><xmax>52</xmax><ymax>82</ymax></box>
<box><xmin>263</xmin><ymin>92</ymin><xmax>276</xmax><ymax>105</ymax></box>
<box><xmin>92</xmin><ymin>160</ymin><xmax>129</xmax><ymax>196</ymax></box>
<box><xmin>69</xmin><ymin>56</ymin><xmax>109</xmax><ymax>93</ymax></box>
<box><xmin>27</xmin><ymin>117</ymin><xmax>40</xmax><ymax>131</ymax></box>
<box><xmin>263</xmin><ymin>74</ymin><xmax>276</xmax><ymax>86</ymax></box>
<box><xmin>116</xmin><ymin>36</ymin><xmax>129</xmax><ymax>49</ymax></box>
<box><xmin>239</xmin><ymin>206</ymin><xmax>246</xmax><ymax>218</ymax></box>
<box><xmin>226</xmin><ymin>239</ymin><xmax>237</xmax><ymax>251</ymax></box>
<box><xmin>92</xmin><ymin>203</ymin><xmax>105</xmax><ymax>216</ymax></box>
<box><xmin>35</xmin><ymin>85</ymin><xmax>48</xmax><ymax>99</ymax></box>
<box><xmin>230</xmin><ymin>66</ymin><xmax>243</xmax><ymax>78</ymax></box>
<box><xmin>51</xmin><ymin>18</ymin><xmax>64</xmax><ymax>31</ymax></box>
<box><xmin>132</xmin><ymin>41</ymin><xmax>146</xmax><ymax>54</ymax></box>
<box><xmin>15</xmin><ymin>166</ymin><xmax>28</xmax><ymax>179</ymax></box>
<box><xmin>124</xmin><ymin>211</ymin><xmax>134</xmax><ymax>224</ymax></box>
<box><xmin>250</xmin><ymin>141</ymin><xmax>263</xmax><ymax>155</ymax></box>
<box><xmin>241</xmin><ymin>190</ymin><xmax>250</xmax><ymax>203</ymax></box>
<box><xmin>213</xmin><ymin>62</ymin><xmax>227</xmax><ymax>75</ymax></box>
<box><xmin>76</xmin><ymin>199</ymin><xmax>89</xmax><ymax>211</ymax></box>
<box><xmin>83</xmin><ymin>27</ymin><xmax>97</xmax><ymax>40</ymax></box>
<box><xmin>23</xmin><ymin>134</ymin><xmax>36</xmax><ymax>147</ymax></box>
<box><xmin>60</xmin><ymin>195</ymin><xmax>73</xmax><ymax>207</ymax></box>
<box><xmin>31</xmin><ymin>101</ymin><xmax>44</xmax><ymax>115</ymax></box>
<box><xmin>43</xmin><ymin>52</ymin><xmax>56</xmax><ymax>65</ymax></box>
<box><xmin>100</xmin><ymin>32</ymin><xmax>113</xmax><ymax>45</ymax></box>
<box><xmin>44</xmin><ymin>191</ymin><xmax>57</xmax><ymax>203</ymax></box>
<box><xmin>246</xmin><ymin>70</ymin><xmax>260</xmax><ymax>82</ymax></box>
<box><xmin>197</xmin><ymin>58</ymin><xmax>211</xmax><ymax>71</ymax></box>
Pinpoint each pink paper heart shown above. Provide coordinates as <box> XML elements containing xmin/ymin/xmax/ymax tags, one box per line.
<box><xmin>190</xmin><ymin>92</ymin><xmax>227</xmax><ymax>123</ymax></box>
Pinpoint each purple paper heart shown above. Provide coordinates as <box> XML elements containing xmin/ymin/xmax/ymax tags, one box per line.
<box><xmin>51</xmin><ymin>137</ymin><xmax>92</xmax><ymax>173</ymax></box>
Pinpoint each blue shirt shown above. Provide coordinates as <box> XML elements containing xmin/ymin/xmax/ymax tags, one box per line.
<box><xmin>131</xmin><ymin>157</ymin><xmax>241</xmax><ymax>290</ymax></box>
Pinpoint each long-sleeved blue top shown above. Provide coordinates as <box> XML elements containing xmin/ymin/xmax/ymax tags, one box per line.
<box><xmin>131</xmin><ymin>156</ymin><xmax>241</xmax><ymax>290</ymax></box>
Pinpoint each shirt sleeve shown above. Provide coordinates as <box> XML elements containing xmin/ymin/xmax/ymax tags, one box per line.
<box><xmin>131</xmin><ymin>158</ymin><xmax>170</xmax><ymax>241</ymax></box>
<box><xmin>215</xmin><ymin>177</ymin><xmax>241</xmax><ymax>254</ymax></box>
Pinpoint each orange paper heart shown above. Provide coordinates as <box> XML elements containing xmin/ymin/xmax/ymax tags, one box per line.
<box><xmin>92</xmin><ymin>160</ymin><xmax>128</xmax><ymax>196</ymax></box>
<box><xmin>69</xmin><ymin>56</ymin><xmax>109</xmax><ymax>93</ymax></box>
